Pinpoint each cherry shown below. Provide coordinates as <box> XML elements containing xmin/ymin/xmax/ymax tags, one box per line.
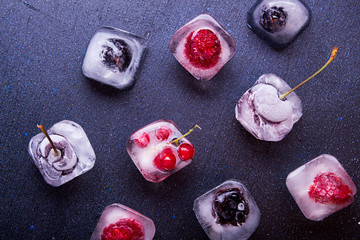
<box><xmin>153</xmin><ymin>147</ymin><xmax>177</xmax><ymax>171</ymax></box>
<box><xmin>134</xmin><ymin>132</ymin><xmax>150</xmax><ymax>148</ymax></box>
<box><xmin>184</xmin><ymin>29</ymin><xmax>221</xmax><ymax>69</ymax></box>
<box><xmin>155</xmin><ymin>127</ymin><xmax>172</xmax><ymax>141</ymax></box>
<box><xmin>178</xmin><ymin>143</ymin><xmax>195</xmax><ymax>161</ymax></box>
<box><xmin>101</xmin><ymin>218</ymin><xmax>144</xmax><ymax>240</ymax></box>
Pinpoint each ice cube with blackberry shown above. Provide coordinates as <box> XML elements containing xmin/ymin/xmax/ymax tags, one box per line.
<box><xmin>82</xmin><ymin>27</ymin><xmax>147</xmax><ymax>89</ymax></box>
<box><xmin>286</xmin><ymin>154</ymin><xmax>357</xmax><ymax>221</ymax></box>
<box><xmin>193</xmin><ymin>180</ymin><xmax>260</xmax><ymax>240</ymax></box>
<box><xmin>28</xmin><ymin>120</ymin><xmax>96</xmax><ymax>187</ymax></box>
<box><xmin>170</xmin><ymin>14</ymin><xmax>236</xmax><ymax>81</ymax></box>
<box><xmin>247</xmin><ymin>0</ymin><xmax>311</xmax><ymax>48</ymax></box>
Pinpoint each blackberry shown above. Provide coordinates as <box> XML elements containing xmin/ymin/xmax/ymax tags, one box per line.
<box><xmin>102</xmin><ymin>39</ymin><xmax>132</xmax><ymax>72</ymax></box>
<box><xmin>260</xmin><ymin>6</ymin><xmax>287</xmax><ymax>33</ymax></box>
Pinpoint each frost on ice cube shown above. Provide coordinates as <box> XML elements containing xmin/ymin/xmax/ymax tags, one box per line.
<box><xmin>286</xmin><ymin>154</ymin><xmax>357</xmax><ymax>221</ymax></box>
<box><xmin>127</xmin><ymin>119</ymin><xmax>195</xmax><ymax>183</ymax></box>
<box><xmin>91</xmin><ymin>203</ymin><xmax>155</xmax><ymax>240</ymax></box>
<box><xmin>28</xmin><ymin>120</ymin><xmax>96</xmax><ymax>187</ymax></box>
<box><xmin>170</xmin><ymin>14</ymin><xmax>236</xmax><ymax>81</ymax></box>
<box><xmin>247</xmin><ymin>0</ymin><xmax>311</xmax><ymax>48</ymax></box>
<box><xmin>82</xmin><ymin>27</ymin><xmax>147</xmax><ymax>89</ymax></box>
<box><xmin>193</xmin><ymin>180</ymin><xmax>260</xmax><ymax>240</ymax></box>
<box><xmin>235</xmin><ymin>73</ymin><xmax>302</xmax><ymax>141</ymax></box>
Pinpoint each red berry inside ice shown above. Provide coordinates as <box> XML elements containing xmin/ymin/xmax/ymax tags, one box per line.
<box><xmin>154</xmin><ymin>147</ymin><xmax>177</xmax><ymax>171</ymax></box>
<box><xmin>184</xmin><ymin>29</ymin><xmax>221</xmax><ymax>69</ymax></box>
<box><xmin>308</xmin><ymin>172</ymin><xmax>353</xmax><ymax>205</ymax></box>
<box><xmin>134</xmin><ymin>133</ymin><xmax>150</xmax><ymax>148</ymax></box>
<box><xmin>155</xmin><ymin>127</ymin><xmax>172</xmax><ymax>141</ymax></box>
<box><xmin>178</xmin><ymin>143</ymin><xmax>195</xmax><ymax>161</ymax></box>
<box><xmin>101</xmin><ymin>218</ymin><xmax>144</xmax><ymax>240</ymax></box>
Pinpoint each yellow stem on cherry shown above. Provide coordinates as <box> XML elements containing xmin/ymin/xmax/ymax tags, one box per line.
<box><xmin>169</xmin><ymin>124</ymin><xmax>201</xmax><ymax>145</ymax></box>
<box><xmin>37</xmin><ymin>124</ymin><xmax>59</xmax><ymax>156</ymax></box>
<box><xmin>280</xmin><ymin>47</ymin><xmax>339</xmax><ymax>100</ymax></box>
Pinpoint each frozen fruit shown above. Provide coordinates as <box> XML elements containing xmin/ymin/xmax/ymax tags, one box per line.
<box><xmin>155</xmin><ymin>127</ymin><xmax>172</xmax><ymax>141</ymax></box>
<box><xmin>101</xmin><ymin>218</ymin><xmax>144</xmax><ymax>240</ymax></box>
<box><xmin>134</xmin><ymin>133</ymin><xmax>150</xmax><ymax>148</ymax></box>
<box><xmin>177</xmin><ymin>143</ymin><xmax>195</xmax><ymax>161</ymax></box>
<box><xmin>247</xmin><ymin>0</ymin><xmax>311</xmax><ymax>48</ymax></box>
<box><xmin>102</xmin><ymin>39</ymin><xmax>132</xmax><ymax>72</ymax></box>
<box><xmin>170</xmin><ymin>14</ymin><xmax>236</xmax><ymax>81</ymax></box>
<box><xmin>153</xmin><ymin>147</ymin><xmax>177</xmax><ymax>171</ymax></box>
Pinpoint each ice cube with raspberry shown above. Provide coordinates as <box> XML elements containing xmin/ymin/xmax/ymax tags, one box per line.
<box><xmin>170</xmin><ymin>14</ymin><xmax>236</xmax><ymax>81</ymax></box>
<box><xmin>193</xmin><ymin>180</ymin><xmax>260</xmax><ymax>240</ymax></box>
<box><xmin>90</xmin><ymin>203</ymin><xmax>155</xmax><ymax>240</ymax></box>
<box><xmin>286</xmin><ymin>154</ymin><xmax>357</xmax><ymax>221</ymax></box>
<box><xmin>247</xmin><ymin>0</ymin><xmax>311</xmax><ymax>48</ymax></box>
<box><xmin>82</xmin><ymin>27</ymin><xmax>147</xmax><ymax>89</ymax></box>
<box><xmin>126</xmin><ymin>120</ymin><xmax>197</xmax><ymax>183</ymax></box>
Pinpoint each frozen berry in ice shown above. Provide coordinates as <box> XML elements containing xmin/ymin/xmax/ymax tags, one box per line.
<box><xmin>155</xmin><ymin>127</ymin><xmax>172</xmax><ymax>141</ymax></box>
<box><xmin>101</xmin><ymin>218</ymin><xmax>144</xmax><ymax>240</ymax></box>
<box><xmin>260</xmin><ymin>6</ymin><xmax>287</xmax><ymax>33</ymax></box>
<box><xmin>102</xmin><ymin>39</ymin><xmax>132</xmax><ymax>72</ymax></box>
<box><xmin>213</xmin><ymin>188</ymin><xmax>249</xmax><ymax>226</ymax></box>
<box><xmin>178</xmin><ymin>143</ymin><xmax>195</xmax><ymax>161</ymax></box>
<box><xmin>308</xmin><ymin>172</ymin><xmax>353</xmax><ymax>205</ymax></box>
<box><xmin>153</xmin><ymin>147</ymin><xmax>177</xmax><ymax>171</ymax></box>
<box><xmin>134</xmin><ymin>133</ymin><xmax>150</xmax><ymax>148</ymax></box>
<box><xmin>185</xmin><ymin>29</ymin><xmax>221</xmax><ymax>69</ymax></box>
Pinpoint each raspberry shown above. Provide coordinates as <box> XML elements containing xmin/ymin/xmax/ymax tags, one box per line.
<box><xmin>184</xmin><ymin>29</ymin><xmax>221</xmax><ymax>69</ymax></box>
<box><xmin>308</xmin><ymin>172</ymin><xmax>353</xmax><ymax>205</ymax></box>
<box><xmin>101</xmin><ymin>218</ymin><xmax>144</xmax><ymax>240</ymax></box>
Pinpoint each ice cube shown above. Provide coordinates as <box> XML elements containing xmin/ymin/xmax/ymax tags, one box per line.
<box><xmin>235</xmin><ymin>73</ymin><xmax>302</xmax><ymax>141</ymax></box>
<box><xmin>126</xmin><ymin>120</ymin><xmax>195</xmax><ymax>183</ymax></box>
<box><xmin>247</xmin><ymin>0</ymin><xmax>311</xmax><ymax>48</ymax></box>
<box><xmin>28</xmin><ymin>120</ymin><xmax>96</xmax><ymax>187</ymax></box>
<box><xmin>286</xmin><ymin>154</ymin><xmax>357</xmax><ymax>221</ymax></box>
<box><xmin>82</xmin><ymin>27</ymin><xmax>147</xmax><ymax>89</ymax></box>
<box><xmin>91</xmin><ymin>203</ymin><xmax>155</xmax><ymax>240</ymax></box>
<box><xmin>193</xmin><ymin>180</ymin><xmax>260</xmax><ymax>240</ymax></box>
<box><xmin>170</xmin><ymin>14</ymin><xmax>236</xmax><ymax>81</ymax></box>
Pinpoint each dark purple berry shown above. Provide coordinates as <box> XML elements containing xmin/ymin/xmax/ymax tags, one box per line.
<box><xmin>102</xmin><ymin>39</ymin><xmax>132</xmax><ymax>72</ymax></box>
<box><xmin>213</xmin><ymin>188</ymin><xmax>249</xmax><ymax>226</ymax></box>
<box><xmin>260</xmin><ymin>6</ymin><xmax>287</xmax><ymax>33</ymax></box>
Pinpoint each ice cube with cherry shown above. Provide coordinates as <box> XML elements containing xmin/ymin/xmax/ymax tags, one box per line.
<box><xmin>82</xmin><ymin>27</ymin><xmax>147</xmax><ymax>89</ymax></box>
<box><xmin>193</xmin><ymin>180</ymin><xmax>260</xmax><ymax>240</ymax></box>
<box><xmin>247</xmin><ymin>0</ymin><xmax>311</xmax><ymax>48</ymax></box>
<box><xmin>90</xmin><ymin>203</ymin><xmax>155</xmax><ymax>240</ymax></box>
<box><xmin>127</xmin><ymin>120</ymin><xmax>198</xmax><ymax>183</ymax></box>
<box><xmin>28</xmin><ymin>120</ymin><xmax>96</xmax><ymax>187</ymax></box>
<box><xmin>170</xmin><ymin>14</ymin><xmax>236</xmax><ymax>81</ymax></box>
<box><xmin>286</xmin><ymin>154</ymin><xmax>357</xmax><ymax>221</ymax></box>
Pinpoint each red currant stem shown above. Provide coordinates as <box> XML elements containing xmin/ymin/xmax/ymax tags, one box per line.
<box><xmin>169</xmin><ymin>124</ymin><xmax>201</xmax><ymax>145</ymax></box>
<box><xmin>37</xmin><ymin>124</ymin><xmax>59</xmax><ymax>156</ymax></box>
<box><xmin>280</xmin><ymin>47</ymin><xmax>339</xmax><ymax>100</ymax></box>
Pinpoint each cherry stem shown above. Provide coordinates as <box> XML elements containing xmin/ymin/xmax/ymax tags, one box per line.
<box><xmin>37</xmin><ymin>124</ymin><xmax>59</xmax><ymax>156</ymax></box>
<box><xmin>280</xmin><ymin>47</ymin><xmax>339</xmax><ymax>100</ymax></box>
<box><xmin>169</xmin><ymin>124</ymin><xmax>201</xmax><ymax>145</ymax></box>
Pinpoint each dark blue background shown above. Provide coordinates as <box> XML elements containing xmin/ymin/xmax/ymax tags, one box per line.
<box><xmin>1</xmin><ymin>0</ymin><xmax>359</xmax><ymax>239</ymax></box>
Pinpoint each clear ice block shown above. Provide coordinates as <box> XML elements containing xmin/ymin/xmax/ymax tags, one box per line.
<box><xmin>235</xmin><ymin>73</ymin><xmax>302</xmax><ymax>141</ymax></box>
<box><xmin>247</xmin><ymin>0</ymin><xmax>311</xmax><ymax>48</ymax></box>
<box><xmin>126</xmin><ymin>119</ymin><xmax>195</xmax><ymax>183</ymax></box>
<box><xmin>82</xmin><ymin>27</ymin><xmax>147</xmax><ymax>89</ymax></box>
<box><xmin>28</xmin><ymin>120</ymin><xmax>96</xmax><ymax>187</ymax></box>
<box><xmin>91</xmin><ymin>203</ymin><xmax>155</xmax><ymax>240</ymax></box>
<box><xmin>193</xmin><ymin>180</ymin><xmax>260</xmax><ymax>240</ymax></box>
<box><xmin>170</xmin><ymin>14</ymin><xmax>236</xmax><ymax>81</ymax></box>
<box><xmin>286</xmin><ymin>154</ymin><xmax>357</xmax><ymax>221</ymax></box>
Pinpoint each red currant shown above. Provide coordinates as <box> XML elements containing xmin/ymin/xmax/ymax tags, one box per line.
<box><xmin>134</xmin><ymin>132</ymin><xmax>150</xmax><ymax>148</ymax></box>
<box><xmin>178</xmin><ymin>143</ymin><xmax>195</xmax><ymax>161</ymax></box>
<box><xmin>101</xmin><ymin>218</ymin><xmax>144</xmax><ymax>240</ymax></box>
<box><xmin>155</xmin><ymin>127</ymin><xmax>172</xmax><ymax>141</ymax></box>
<box><xmin>154</xmin><ymin>147</ymin><xmax>177</xmax><ymax>171</ymax></box>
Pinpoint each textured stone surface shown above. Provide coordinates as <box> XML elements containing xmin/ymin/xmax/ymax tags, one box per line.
<box><xmin>0</xmin><ymin>0</ymin><xmax>359</xmax><ymax>239</ymax></box>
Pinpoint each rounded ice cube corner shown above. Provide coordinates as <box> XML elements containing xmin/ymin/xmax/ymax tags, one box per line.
<box><xmin>193</xmin><ymin>179</ymin><xmax>260</xmax><ymax>240</ymax></box>
<box><xmin>235</xmin><ymin>73</ymin><xmax>302</xmax><ymax>142</ymax></box>
<box><xmin>286</xmin><ymin>154</ymin><xmax>357</xmax><ymax>221</ymax></box>
<box><xmin>170</xmin><ymin>14</ymin><xmax>236</xmax><ymax>81</ymax></box>
<box><xmin>28</xmin><ymin>120</ymin><xmax>96</xmax><ymax>187</ymax></box>
<box><xmin>82</xmin><ymin>26</ymin><xmax>147</xmax><ymax>90</ymax></box>
<box><xmin>90</xmin><ymin>203</ymin><xmax>156</xmax><ymax>240</ymax></box>
<box><xmin>126</xmin><ymin>119</ymin><xmax>196</xmax><ymax>183</ymax></box>
<box><xmin>247</xmin><ymin>0</ymin><xmax>311</xmax><ymax>49</ymax></box>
